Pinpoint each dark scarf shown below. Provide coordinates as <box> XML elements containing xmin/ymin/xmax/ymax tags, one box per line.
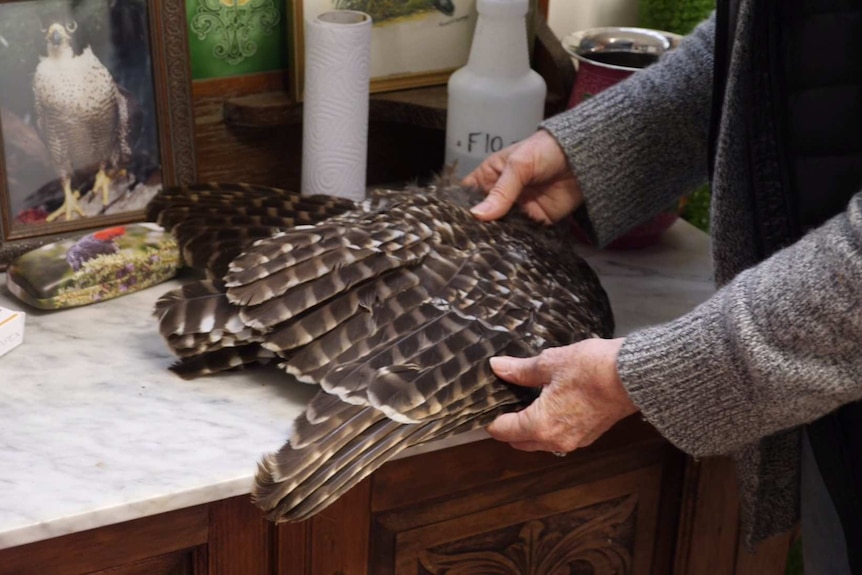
<box><xmin>711</xmin><ymin>0</ymin><xmax>862</xmax><ymax>569</ymax></box>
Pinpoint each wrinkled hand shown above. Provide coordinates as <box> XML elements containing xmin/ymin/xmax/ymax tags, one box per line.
<box><xmin>464</xmin><ymin>129</ymin><xmax>582</xmax><ymax>224</ymax></box>
<box><xmin>487</xmin><ymin>338</ymin><xmax>638</xmax><ymax>454</ymax></box>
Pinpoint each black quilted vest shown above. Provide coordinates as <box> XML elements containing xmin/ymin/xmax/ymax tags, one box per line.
<box><xmin>713</xmin><ymin>0</ymin><xmax>862</xmax><ymax>568</ymax></box>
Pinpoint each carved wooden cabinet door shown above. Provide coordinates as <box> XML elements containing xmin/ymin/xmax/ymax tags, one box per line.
<box><xmin>402</xmin><ymin>467</ymin><xmax>662</xmax><ymax>574</ymax></box>
<box><xmin>369</xmin><ymin>418</ymin><xmax>684</xmax><ymax>575</ymax></box>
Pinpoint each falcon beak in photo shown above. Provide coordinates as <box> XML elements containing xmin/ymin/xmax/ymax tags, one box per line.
<box><xmin>47</xmin><ymin>21</ymin><xmax>75</xmax><ymax>50</ymax></box>
<box><xmin>147</xmin><ymin>182</ymin><xmax>614</xmax><ymax>522</ymax></box>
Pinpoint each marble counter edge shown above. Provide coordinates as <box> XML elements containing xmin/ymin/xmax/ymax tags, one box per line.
<box><xmin>0</xmin><ymin>476</ymin><xmax>251</xmax><ymax>550</ymax></box>
<box><xmin>0</xmin><ymin>430</ymin><xmax>492</xmax><ymax>550</ymax></box>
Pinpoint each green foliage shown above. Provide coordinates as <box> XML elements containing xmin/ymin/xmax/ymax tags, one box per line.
<box><xmin>681</xmin><ymin>183</ymin><xmax>710</xmax><ymax>233</ymax></box>
<box><xmin>638</xmin><ymin>0</ymin><xmax>715</xmax><ymax>35</ymax></box>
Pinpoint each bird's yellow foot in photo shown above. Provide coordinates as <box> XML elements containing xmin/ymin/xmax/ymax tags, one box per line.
<box><xmin>93</xmin><ymin>168</ymin><xmax>126</xmax><ymax>206</ymax></box>
<box><xmin>46</xmin><ymin>180</ymin><xmax>84</xmax><ymax>222</ymax></box>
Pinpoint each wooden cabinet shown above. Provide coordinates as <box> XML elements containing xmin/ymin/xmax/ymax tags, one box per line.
<box><xmin>0</xmin><ymin>417</ymin><xmax>795</xmax><ymax>575</ymax></box>
<box><xmin>378</xmin><ymin>467</ymin><xmax>664</xmax><ymax>574</ymax></box>
<box><xmin>368</xmin><ymin>419</ymin><xmax>680</xmax><ymax>575</ymax></box>
<box><xmin>0</xmin><ymin>505</ymin><xmax>208</xmax><ymax>575</ymax></box>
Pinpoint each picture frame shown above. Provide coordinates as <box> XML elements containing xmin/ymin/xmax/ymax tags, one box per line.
<box><xmin>290</xmin><ymin>0</ymin><xmax>479</xmax><ymax>100</ymax></box>
<box><xmin>0</xmin><ymin>0</ymin><xmax>196</xmax><ymax>269</ymax></box>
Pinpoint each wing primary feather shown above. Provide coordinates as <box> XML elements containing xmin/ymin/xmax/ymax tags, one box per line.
<box><xmin>257</xmin><ymin>385</ymin><xmax>528</xmax><ymax>522</ymax></box>
<box><xmin>253</xmin><ymin>405</ymin><xmax>387</xmax><ymax>510</ymax></box>
<box><xmin>169</xmin><ymin>345</ymin><xmax>275</xmax><ymax>379</ymax></box>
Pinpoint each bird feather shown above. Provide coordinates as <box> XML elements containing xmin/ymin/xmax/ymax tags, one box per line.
<box><xmin>147</xmin><ymin>181</ymin><xmax>614</xmax><ymax>522</ymax></box>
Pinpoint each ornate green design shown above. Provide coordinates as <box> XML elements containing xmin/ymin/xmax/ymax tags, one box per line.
<box><xmin>189</xmin><ymin>0</ymin><xmax>280</xmax><ymax>66</ymax></box>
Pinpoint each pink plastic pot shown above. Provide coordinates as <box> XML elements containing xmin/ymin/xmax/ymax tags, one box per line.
<box><xmin>563</xmin><ymin>27</ymin><xmax>683</xmax><ymax>249</ymax></box>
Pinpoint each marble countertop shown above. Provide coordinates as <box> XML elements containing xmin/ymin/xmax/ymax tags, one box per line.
<box><xmin>0</xmin><ymin>220</ymin><xmax>714</xmax><ymax>550</ymax></box>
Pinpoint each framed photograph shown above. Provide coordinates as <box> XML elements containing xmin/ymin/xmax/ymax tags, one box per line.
<box><xmin>0</xmin><ymin>0</ymin><xmax>196</xmax><ymax>268</ymax></box>
<box><xmin>291</xmin><ymin>0</ymin><xmax>478</xmax><ymax>98</ymax></box>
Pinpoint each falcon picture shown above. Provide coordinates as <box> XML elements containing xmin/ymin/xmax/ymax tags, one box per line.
<box><xmin>304</xmin><ymin>0</ymin><xmax>476</xmax><ymax>87</ymax></box>
<box><xmin>33</xmin><ymin>20</ymin><xmax>137</xmax><ymax>223</ymax></box>
<box><xmin>147</xmin><ymin>182</ymin><xmax>614</xmax><ymax>522</ymax></box>
<box><xmin>0</xmin><ymin>0</ymin><xmax>162</xmax><ymax>231</ymax></box>
<box><xmin>333</xmin><ymin>0</ymin><xmax>457</xmax><ymax>23</ymax></box>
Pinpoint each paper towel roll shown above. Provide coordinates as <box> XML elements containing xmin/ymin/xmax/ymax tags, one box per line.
<box><xmin>302</xmin><ymin>10</ymin><xmax>372</xmax><ymax>201</ymax></box>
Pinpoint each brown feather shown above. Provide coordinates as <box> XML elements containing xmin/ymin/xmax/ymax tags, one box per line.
<box><xmin>146</xmin><ymin>181</ymin><xmax>614</xmax><ymax>523</ymax></box>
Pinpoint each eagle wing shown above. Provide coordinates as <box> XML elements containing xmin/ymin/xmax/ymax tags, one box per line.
<box><xmin>148</xmin><ymin>182</ymin><xmax>614</xmax><ymax>522</ymax></box>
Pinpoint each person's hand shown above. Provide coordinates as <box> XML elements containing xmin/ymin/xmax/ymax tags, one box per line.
<box><xmin>486</xmin><ymin>338</ymin><xmax>638</xmax><ymax>454</ymax></box>
<box><xmin>465</xmin><ymin>129</ymin><xmax>583</xmax><ymax>224</ymax></box>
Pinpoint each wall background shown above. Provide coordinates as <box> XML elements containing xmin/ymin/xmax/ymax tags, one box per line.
<box><xmin>182</xmin><ymin>0</ymin><xmax>646</xmax><ymax>80</ymax></box>
<box><xmin>547</xmin><ymin>0</ymin><xmax>638</xmax><ymax>39</ymax></box>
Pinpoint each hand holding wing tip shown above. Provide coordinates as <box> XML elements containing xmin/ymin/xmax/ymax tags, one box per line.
<box><xmin>486</xmin><ymin>339</ymin><xmax>638</xmax><ymax>456</ymax></box>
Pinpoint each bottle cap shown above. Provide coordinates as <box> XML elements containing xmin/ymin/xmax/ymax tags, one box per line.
<box><xmin>476</xmin><ymin>0</ymin><xmax>529</xmax><ymax>17</ymax></box>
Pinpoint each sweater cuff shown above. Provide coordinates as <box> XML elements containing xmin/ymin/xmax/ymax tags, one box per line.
<box><xmin>616</xmin><ymin>299</ymin><xmax>754</xmax><ymax>457</ymax></box>
<box><xmin>541</xmin><ymin>90</ymin><xmax>689</xmax><ymax>248</ymax></box>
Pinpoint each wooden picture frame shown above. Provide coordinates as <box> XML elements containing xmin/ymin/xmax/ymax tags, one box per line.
<box><xmin>0</xmin><ymin>0</ymin><xmax>196</xmax><ymax>269</ymax></box>
<box><xmin>290</xmin><ymin>0</ymin><xmax>478</xmax><ymax>100</ymax></box>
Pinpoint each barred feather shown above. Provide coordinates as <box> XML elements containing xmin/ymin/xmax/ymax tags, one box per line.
<box><xmin>146</xmin><ymin>181</ymin><xmax>614</xmax><ymax>523</ymax></box>
<box><xmin>147</xmin><ymin>183</ymin><xmax>354</xmax><ymax>278</ymax></box>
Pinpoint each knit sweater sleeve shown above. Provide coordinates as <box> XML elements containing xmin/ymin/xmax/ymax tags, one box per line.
<box><xmin>541</xmin><ymin>15</ymin><xmax>715</xmax><ymax>247</ymax></box>
<box><xmin>620</xmin><ymin>194</ymin><xmax>862</xmax><ymax>456</ymax></box>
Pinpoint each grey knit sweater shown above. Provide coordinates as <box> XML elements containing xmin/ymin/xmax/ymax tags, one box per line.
<box><xmin>542</xmin><ymin>4</ymin><xmax>862</xmax><ymax>544</ymax></box>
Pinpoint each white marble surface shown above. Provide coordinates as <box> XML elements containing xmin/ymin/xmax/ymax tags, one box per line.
<box><xmin>0</xmin><ymin>220</ymin><xmax>714</xmax><ymax>550</ymax></box>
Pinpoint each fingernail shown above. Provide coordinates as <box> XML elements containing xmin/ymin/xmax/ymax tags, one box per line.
<box><xmin>490</xmin><ymin>356</ymin><xmax>512</xmax><ymax>375</ymax></box>
<box><xmin>471</xmin><ymin>201</ymin><xmax>492</xmax><ymax>217</ymax></box>
<box><xmin>486</xmin><ymin>413</ymin><xmax>507</xmax><ymax>436</ymax></box>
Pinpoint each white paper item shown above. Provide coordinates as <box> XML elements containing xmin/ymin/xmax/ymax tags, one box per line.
<box><xmin>0</xmin><ymin>306</ymin><xmax>25</xmax><ymax>359</ymax></box>
<box><xmin>302</xmin><ymin>10</ymin><xmax>372</xmax><ymax>202</ymax></box>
